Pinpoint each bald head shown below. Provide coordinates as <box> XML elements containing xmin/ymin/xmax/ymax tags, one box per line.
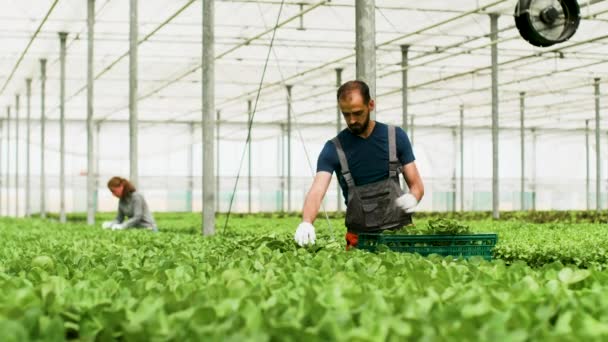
<box><xmin>337</xmin><ymin>80</ymin><xmax>371</xmax><ymax>105</ymax></box>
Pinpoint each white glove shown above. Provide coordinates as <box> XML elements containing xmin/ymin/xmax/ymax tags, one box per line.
<box><xmin>294</xmin><ymin>222</ymin><xmax>316</xmax><ymax>246</ymax></box>
<box><xmin>395</xmin><ymin>193</ymin><xmax>418</xmax><ymax>213</ymax></box>
<box><xmin>102</xmin><ymin>221</ymin><xmax>114</xmax><ymax>229</ymax></box>
<box><xmin>111</xmin><ymin>222</ymin><xmax>126</xmax><ymax>230</ymax></box>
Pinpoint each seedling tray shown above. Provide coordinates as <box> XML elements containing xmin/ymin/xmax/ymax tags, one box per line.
<box><xmin>357</xmin><ymin>233</ymin><xmax>497</xmax><ymax>260</ymax></box>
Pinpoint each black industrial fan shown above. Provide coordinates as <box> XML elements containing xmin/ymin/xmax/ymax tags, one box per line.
<box><xmin>514</xmin><ymin>0</ymin><xmax>581</xmax><ymax>47</ymax></box>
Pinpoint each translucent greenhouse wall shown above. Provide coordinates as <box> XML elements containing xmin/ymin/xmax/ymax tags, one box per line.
<box><xmin>2</xmin><ymin>119</ymin><xmax>606</xmax><ymax>216</ymax></box>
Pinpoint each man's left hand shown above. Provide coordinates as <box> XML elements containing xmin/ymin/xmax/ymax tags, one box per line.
<box><xmin>396</xmin><ymin>193</ymin><xmax>418</xmax><ymax>213</ymax></box>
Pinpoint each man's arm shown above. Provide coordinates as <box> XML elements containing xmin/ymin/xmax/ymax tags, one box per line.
<box><xmin>302</xmin><ymin>171</ymin><xmax>333</xmax><ymax>224</ymax></box>
<box><xmin>402</xmin><ymin>162</ymin><xmax>424</xmax><ymax>201</ymax></box>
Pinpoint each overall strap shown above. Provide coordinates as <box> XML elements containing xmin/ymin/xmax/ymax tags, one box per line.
<box><xmin>388</xmin><ymin>125</ymin><xmax>400</xmax><ymax>178</ymax></box>
<box><xmin>331</xmin><ymin>137</ymin><xmax>355</xmax><ymax>190</ymax></box>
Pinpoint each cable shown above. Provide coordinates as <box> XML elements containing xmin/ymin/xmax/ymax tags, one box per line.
<box><xmin>222</xmin><ymin>0</ymin><xmax>287</xmax><ymax>234</ymax></box>
<box><xmin>255</xmin><ymin>0</ymin><xmax>337</xmax><ymax>241</ymax></box>
<box><xmin>0</xmin><ymin>0</ymin><xmax>59</xmax><ymax>97</ymax></box>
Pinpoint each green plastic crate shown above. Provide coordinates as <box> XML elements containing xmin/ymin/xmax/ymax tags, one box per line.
<box><xmin>356</xmin><ymin>233</ymin><xmax>498</xmax><ymax>260</ymax></box>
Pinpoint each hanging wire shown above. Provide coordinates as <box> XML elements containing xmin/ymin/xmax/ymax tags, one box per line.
<box><xmin>252</xmin><ymin>1</ymin><xmax>337</xmax><ymax>241</ymax></box>
<box><xmin>222</xmin><ymin>0</ymin><xmax>287</xmax><ymax>234</ymax></box>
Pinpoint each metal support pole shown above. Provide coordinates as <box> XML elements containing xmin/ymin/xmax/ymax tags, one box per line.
<box><xmin>202</xmin><ymin>0</ymin><xmax>216</xmax><ymax>235</ymax></box>
<box><xmin>490</xmin><ymin>14</ymin><xmax>500</xmax><ymax>219</ymax></box>
<box><xmin>129</xmin><ymin>0</ymin><xmax>138</xmax><ymax>187</ymax></box>
<box><xmin>95</xmin><ymin>122</ymin><xmax>100</xmax><ymax>211</ymax></box>
<box><xmin>401</xmin><ymin>45</ymin><xmax>410</xmax><ymax>192</ymax></box>
<box><xmin>59</xmin><ymin>32</ymin><xmax>67</xmax><ymax>223</ymax></box>
<box><xmin>280</xmin><ymin>124</ymin><xmax>285</xmax><ymax>212</ymax></box>
<box><xmin>586</xmin><ymin>119</ymin><xmax>590</xmax><ymax>210</ymax></box>
<box><xmin>401</xmin><ymin>45</ymin><xmax>409</xmax><ymax>132</ymax></box>
<box><xmin>25</xmin><ymin>79</ymin><xmax>31</xmax><ymax>217</ymax></box>
<box><xmin>595</xmin><ymin>78</ymin><xmax>601</xmax><ymax>212</ymax></box>
<box><xmin>410</xmin><ymin>116</ymin><xmax>414</xmax><ymax>147</ymax></box>
<box><xmin>298</xmin><ymin>3</ymin><xmax>305</xmax><ymax>30</ymax></box>
<box><xmin>355</xmin><ymin>0</ymin><xmax>376</xmax><ymax>117</ymax></box>
<box><xmin>248</xmin><ymin>99</ymin><xmax>252</xmax><ymax>214</ymax></box>
<box><xmin>188</xmin><ymin>122</ymin><xmax>194</xmax><ymax>212</ymax></box>
<box><xmin>286</xmin><ymin>85</ymin><xmax>292</xmax><ymax>212</ymax></box>
<box><xmin>216</xmin><ymin>111</ymin><xmax>220</xmax><ymax>212</ymax></box>
<box><xmin>459</xmin><ymin>105</ymin><xmax>464</xmax><ymax>212</ymax></box>
<box><xmin>276</xmin><ymin>133</ymin><xmax>281</xmax><ymax>211</ymax></box>
<box><xmin>5</xmin><ymin>106</ymin><xmax>10</xmax><ymax>216</ymax></box>
<box><xmin>40</xmin><ymin>58</ymin><xmax>46</xmax><ymax>218</ymax></box>
<box><xmin>520</xmin><ymin>92</ymin><xmax>525</xmax><ymax>211</ymax></box>
<box><xmin>335</xmin><ymin>68</ymin><xmax>342</xmax><ymax>212</ymax></box>
<box><xmin>452</xmin><ymin>128</ymin><xmax>457</xmax><ymax>212</ymax></box>
<box><xmin>87</xmin><ymin>0</ymin><xmax>95</xmax><ymax>225</ymax></box>
<box><xmin>0</xmin><ymin>120</ymin><xmax>3</xmax><ymax>216</ymax></box>
<box><xmin>532</xmin><ymin>128</ymin><xmax>537</xmax><ymax>211</ymax></box>
<box><xmin>15</xmin><ymin>94</ymin><xmax>20</xmax><ymax>217</ymax></box>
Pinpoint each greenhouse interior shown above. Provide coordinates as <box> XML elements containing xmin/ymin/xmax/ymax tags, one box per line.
<box><xmin>2</xmin><ymin>0</ymin><xmax>608</xmax><ymax>340</ymax></box>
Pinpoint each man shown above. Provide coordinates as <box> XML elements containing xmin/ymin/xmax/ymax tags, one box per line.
<box><xmin>294</xmin><ymin>80</ymin><xmax>424</xmax><ymax>248</ymax></box>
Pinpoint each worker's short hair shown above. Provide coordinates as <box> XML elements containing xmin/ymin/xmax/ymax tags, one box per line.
<box><xmin>337</xmin><ymin>80</ymin><xmax>371</xmax><ymax>105</ymax></box>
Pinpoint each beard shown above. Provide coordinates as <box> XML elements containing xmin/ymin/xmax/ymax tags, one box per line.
<box><xmin>347</xmin><ymin>112</ymin><xmax>370</xmax><ymax>135</ymax></box>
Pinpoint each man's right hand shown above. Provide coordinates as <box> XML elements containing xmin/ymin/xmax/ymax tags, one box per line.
<box><xmin>294</xmin><ymin>222</ymin><xmax>316</xmax><ymax>246</ymax></box>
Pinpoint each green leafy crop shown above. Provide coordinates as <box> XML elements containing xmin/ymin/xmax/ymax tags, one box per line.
<box><xmin>2</xmin><ymin>213</ymin><xmax>608</xmax><ymax>341</ymax></box>
<box><xmin>383</xmin><ymin>218</ymin><xmax>471</xmax><ymax>235</ymax></box>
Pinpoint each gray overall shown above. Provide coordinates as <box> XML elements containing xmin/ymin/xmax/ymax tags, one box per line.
<box><xmin>332</xmin><ymin>125</ymin><xmax>412</xmax><ymax>233</ymax></box>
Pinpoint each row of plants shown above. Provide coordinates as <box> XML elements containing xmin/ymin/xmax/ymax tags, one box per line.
<box><xmin>2</xmin><ymin>214</ymin><xmax>608</xmax><ymax>340</ymax></box>
<box><xmin>39</xmin><ymin>209</ymin><xmax>608</xmax><ymax>224</ymax></box>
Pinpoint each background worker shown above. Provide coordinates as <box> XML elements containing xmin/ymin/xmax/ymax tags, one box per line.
<box><xmin>101</xmin><ymin>176</ymin><xmax>159</xmax><ymax>232</ymax></box>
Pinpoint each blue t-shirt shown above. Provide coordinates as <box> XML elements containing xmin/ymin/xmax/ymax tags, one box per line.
<box><xmin>317</xmin><ymin>122</ymin><xmax>415</xmax><ymax>202</ymax></box>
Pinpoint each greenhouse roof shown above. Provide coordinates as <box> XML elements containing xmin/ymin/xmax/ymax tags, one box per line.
<box><xmin>1</xmin><ymin>0</ymin><xmax>608</xmax><ymax>139</ymax></box>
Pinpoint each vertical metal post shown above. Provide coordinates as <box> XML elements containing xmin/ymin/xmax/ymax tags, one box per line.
<box><xmin>490</xmin><ymin>14</ymin><xmax>500</xmax><ymax>219</ymax></box>
<box><xmin>355</xmin><ymin>0</ymin><xmax>376</xmax><ymax>117</ymax></box>
<box><xmin>129</xmin><ymin>0</ymin><xmax>138</xmax><ymax>187</ymax></box>
<box><xmin>286</xmin><ymin>85</ymin><xmax>292</xmax><ymax>212</ymax></box>
<box><xmin>0</xmin><ymin>120</ymin><xmax>3</xmax><ymax>215</ymax></box>
<box><xmin>59</xmin><ymin>32</ymin><xmax>67</xmax><ymax>223</ymax></box>
<box><xmin>531</xmin><ymin>128</ymin><xmax>537</xmax><ymax>211</ymax></box>
<box><xmin>595</xmin><ymin>78</ymin><xmax>601</xmax><ymax>212</ymax></box>
<box><xmin>276</xmin><ymin>132</ymin><xmax>281</xmax><ymax>211</ymax></box>
<box><xmin>452</xmin><ymin>128</ymin><xmax>457</xmax><ymax>212</ymax></box>
<box><xmin>216</xmin><ymin>111</ymin><xmax>220</xmax><ymax>212</ymax></box>
<box><xmin>40</xmin><ymin>58</ymin><xmax>47</xmax><ymax>218</ymax></box>
<box><xmin>95</xmin><ymin>122</ymin><xmax>100</xmax><ymax>211</ymax></box>
<box><xmin>202</xmin><ymin>0</ymin><xmax>216</xmax><ymax>235</ymax></box>
<box><xmin>459</xmin><ymin>105</ymin><xmax>464</xmax><ymax>212</ymax></box>
<box><xmin>335</xmin><ymin>68</ymin><xmax>342</xmax><ymax>212</ymax></box>
<box><xmin>410</xmin><ymin>116</ymin><xmax>414</xmax><ymax>147</ymax></box>
<box><xmin>25</xmin><ymin>79</ymin><xmax>31</xmax><ymax>217</ymax></box>
<box><xmin>248</xmin><ymin>99</ymin><xmax>252</xmax><ymax>213</ymax></box>
<box><xmin>5</xmin><ymin>106</ymin><xmax>10</xmax><ymax>216</ymax></box>
<box><xmin>401</xmin><ymin>45</ymin><xmax>410</xmax><ymax>192</ymax></box>
<box><xmin>87</xmin><ymin>0</ymin><xmax>95</xmax><ymax>225</ymax></box>
<box><xmin>401</xmin><ymin>45</ymin><xmax>409</xmax><ymax>132</ymax></box>
<box><xmin>280</xmin><ymin>123</ymin><xmax>285</xmax><ymax>212</ymax></box>
<box><xmin>298</xmin><ymin>3</ymin><xmax>305</xmax><ymax>30</ymax></box>
<box><xmin>586</xmin><ymin>119</ymin><xmax>590</xmax><ymax>210</ymax></box>
<box><xmin>520</xmin><ymin>92</ymin><xmax>525</xmax><ymax>210</ymax></box>
<box><xmin>15</xmin><ymin>94</ymin><xmax>20</xmax><ymax>217</ymax></box>
<box><xmin>187</xmin><ymin>123</ymin><xmax>194</xmax><ymax>212</ymax></box>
